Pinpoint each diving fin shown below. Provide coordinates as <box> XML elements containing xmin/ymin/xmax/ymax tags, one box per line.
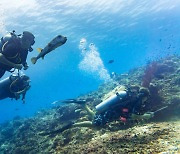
<box><xmin>52</xmin><ymin>99</ymin><xmax>86</xmax><ymax>105</ymax></box>
<box><xmin>39</xmin><ymin>122</ymin><xmax>74</xmax><ymax>136</ymax></box>
<box><xmin>62</xmin><ymin>99</ymin><xmax>86</xmax><ymax>104</ymax></box>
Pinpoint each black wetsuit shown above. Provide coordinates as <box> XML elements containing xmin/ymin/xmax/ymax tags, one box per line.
<box><xmin>0</xmin><ymin>39</ymin><xmax>28</xmax><ymax>78</ymax></box>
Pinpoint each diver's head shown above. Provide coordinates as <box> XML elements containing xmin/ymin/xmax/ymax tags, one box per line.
<box><xmin>139</xmin><ymin>87</ymin><xmax>150</xmax><ymax>103</ymax></box>
<box><xmin>21</xmin><ymin>75</ymin><xmax>30</xmax><ymax>81</ymax></box>
<box><xmin>10</xmin><ymin>74</ymin><xmax>31</xmax><ymax>101</ymax></box>
<box><xmin>21</xmin><ymin>31</ymin><xmax>35</xmax><ymax>51</ymax></box>
<box><xmin>21</xmin><ymin>75</ymin><xmax>31</xmax><ymax>87</ymax></box>
<box><xmin>139</xmin><ymin>87</ymin><xmax>150</xmax><ymax>97</ymax></box>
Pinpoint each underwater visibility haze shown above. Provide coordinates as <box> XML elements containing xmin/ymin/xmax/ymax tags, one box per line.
<box><xmin>0</xmin><ymin>0</ymin><xmax>179</xmax><ymax>129</ymax></box>
<box><xmin>0</xmin><ymin>0</ymin><xmax>180</xmax><ymax>153</ymax></box>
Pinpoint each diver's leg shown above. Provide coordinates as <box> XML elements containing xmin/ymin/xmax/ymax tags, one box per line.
<box><xmin>82</xmin><ymin>104</ymin><xmax>95</xmax><ymax>119</ymax></box>
<box><xmin>73</xmin><ymin>121</ymin><xmax>94</xmax><ymax>128</ymax></box>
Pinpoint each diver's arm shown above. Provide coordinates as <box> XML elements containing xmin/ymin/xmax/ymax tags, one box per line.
<box><xmin>0</xmin><ymin>53</ymin><xmax>23</xmax><ymax>70</ymax></box>
<box><xmin>22</xmin><ymin>61</ymin><xmax>29</xmax><ymax>70</ymax></box>
<box><xmin>21</xmin><ymin>50</ymin><xmax>29</xmax><ymax>70</ymax></box>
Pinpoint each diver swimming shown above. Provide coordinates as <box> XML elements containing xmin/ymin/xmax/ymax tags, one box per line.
<box><xmin>40</xmin><ymin>84</ymin><xmax>172</xmax><ymax>136</ymax></box>
<box><xmin>0</xmin><ymin>73</ymin><xmax>31</xmax><ymax>103</ymax></box>
<box><xmin>0</xmin><ymin>30</ymin><xmax>68</xmax><ymax>105</ymax></box>
<box><xmin>31</xmin><ymin>35</ymin><xmax>67</xmax><ymax>64</ymax></box>
<box><xmin>0</xmin><ymin>30</ymin><xmax>35</xmax><ymax>78</ymax></box>
<box><xmin>40</xmin><ymin>86</ymin><xmax>153</xmax><ymax>135</ymax></box>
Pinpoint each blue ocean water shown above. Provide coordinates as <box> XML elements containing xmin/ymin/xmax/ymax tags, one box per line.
<box><xmin>0</xmin><ymin>0</ymin><xmax>180</xmax><ymax>123</ymax></box>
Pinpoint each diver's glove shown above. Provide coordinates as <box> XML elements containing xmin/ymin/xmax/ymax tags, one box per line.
<box><xmin>23</xmin><ymin>62</ymin><xmax>29</xmax><ymax>70</ymax></box>
<box><xmin>29</xmin><ymin>47</ymin><xmax>33</xmax><ymax>52</ymax></box>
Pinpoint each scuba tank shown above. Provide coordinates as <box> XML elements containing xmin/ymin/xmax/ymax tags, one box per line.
<box><xmin>0</xmin><ymin>30</ymin><xmax>19</xmax><ymax>52</ymax></box>
<box><xmin>0</xmin><ymin>77</ymin><xmax>12</xmax><ymax>100</ymax></box>
<box><xmin>95</xmin><ymin>91</ymin><xmax>127</xmax><ymax>113</ymax></box>
<box><xmin>0</xmin><ymin>30</ymin><xmax>35</xmax><ymax>53</ymax></box>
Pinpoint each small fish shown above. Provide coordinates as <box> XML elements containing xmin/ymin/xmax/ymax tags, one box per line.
<box><xmin>108</xmin><ymin>60</ymin><xmax>114</xmax><ymax>64</ymax></box>
<box><xmin>167</xmin><ymin>44</ymin><xmax>171</xmax><ymax>49</ymax></box>
<box><xmin>31</xmin><ymin>35</ymin><xmax>67</xmax><ymax>64</ymax></box>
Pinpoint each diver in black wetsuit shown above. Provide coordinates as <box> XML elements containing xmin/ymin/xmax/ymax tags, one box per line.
<box><xmin>92</xmin><ymin>87</ymin><xmax>150</xmax><ymax>126</ymax></box>
<box><xmin>40</xmin><ymin>86</ymin><xmax>150</xmax><ymax>136</ymax></box>
<box><xmin>0</xmin><ymin>31</ymin><xmax>35</xmax><ymax>78</ymax></box>
<box><xmin>0</xmin><ymin>74</ymin><xmax>31</xmax><ymax>103</ymax></box>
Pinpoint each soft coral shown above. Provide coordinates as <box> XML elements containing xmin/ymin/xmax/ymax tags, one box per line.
<box><xmin>142</xmin><ymin>62</ymin><xmax>158</xmax><ymax>88</ymax></box>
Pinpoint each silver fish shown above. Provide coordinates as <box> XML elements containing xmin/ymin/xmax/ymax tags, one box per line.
<box><xmin>31</xmin><ymin>35</ymin><xmax>67</xmax><ymax>64</ymax></box>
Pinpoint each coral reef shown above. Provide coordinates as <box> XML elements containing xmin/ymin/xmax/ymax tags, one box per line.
<box><xmin>0</xmin><ymin>55</ymin><xmax>179</xmax><ymax>153</ymax></box>
<box><xmin>142</xmin><ymin>61</ymin><xmax>158</xmax><ymax>88</ymax></box>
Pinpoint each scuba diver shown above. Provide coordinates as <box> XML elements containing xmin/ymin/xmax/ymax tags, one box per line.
<box><xmin>72</xmin><ymin>86</ymin><xmax>150</xmax><ymax>127</ymax></box>
<box><xmin>0</xmin><ymin>30</ymin><xmax>35</xmax><ymax>78</ymax></box>
<box><xmin>40</xmin><ymin>86</ymin><xmax>151</xmax><ymax>136</ymax></box>
<box><xmin>0</xmin><ymin>73</ymin><xmax>31</xmax><ymax>103</ymax></box>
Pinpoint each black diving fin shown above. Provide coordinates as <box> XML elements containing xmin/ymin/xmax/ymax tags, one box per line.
<box><xmin>39</xmin><ymin>121</ymin><xmax>74</xmax><ymax>136</ymax></box>
<box><xmin>52</xmin><ymin>99</ymin><xmax>86</xmax><ymax>105</ymax></box>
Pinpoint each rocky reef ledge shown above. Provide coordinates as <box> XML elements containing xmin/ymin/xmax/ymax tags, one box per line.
<box><xmin>0</xmin><ymin>55</ymin><xmax>179</xmax><ymax>153</ymax></box>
